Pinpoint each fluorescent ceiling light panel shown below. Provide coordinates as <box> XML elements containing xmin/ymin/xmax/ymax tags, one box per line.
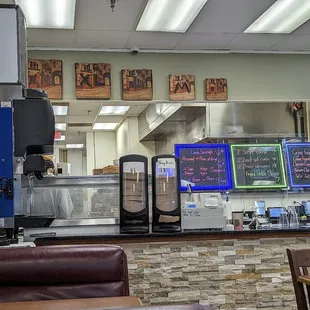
<box><xmin>137</xmin><ymin>0</ymin><xmax>208</xmax><ymax>33</ymax></box>
<box><xmin>55</xmin><ymin>135</ymin><xmax>66</xmax><ymax>141</ymax></box>
<box><xmin>15</xmin><ymin>0</ymin><xmax>76</xmax><ymax>29</ymax></box>
<box><xmin>55</xmin><ymin>123</ymin><xmax>67</xmax><ymax>131</ymax></box>
<box><xmin>66</xmin><ymin>144</ymin><xmax>84</xmax><ymax>149</ymax></box>
<box><xmin>245</xmin><ymin>0</ymin><xmax>310</xmax><ymax>34</ymax></box>
<box><xmin>100</xmin><ymin>106</ymin><xmax>130</xmax><ymax>115</ymax></box>
<box><xmin>93</xmin><ymin>123</ymin><xmax>118</xmax><ymax>130</ymax></box>
<box><xmin>53</xmin><ymin>105</ymin><xmax>68</xmax><ymax>116</ymax></box>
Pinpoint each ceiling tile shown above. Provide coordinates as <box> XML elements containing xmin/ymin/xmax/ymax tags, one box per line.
<box><xmin>175</xmin><ymin>33</ymin><xmax>236</xmax><ymax>50</ymax></box>
<box><xmin>68</xmin><ymin>116</ymin><xmax>96</xmax><ymax>123</ymax></box>
<box><xmin>75</xmin><ymin>30</ymin><xmax>130</xmax><ymax>48</ymax></box>
<box><xmin>127</xmin><ymin>32</ymin><xmax>183</xmax><ymax>49</ymax></box>
<box><xmin>126</xmin><ymin>105</ymin><xmax>148</xmax><ymax>116</ymax></box>
<box><xmin>27</xmin><ymin>29</ymin><xmax>76</xmax><ymax>47</ymax></box>
<box><xmin>271</xmin><ymin>35</ymin><xmax>310</xmax><ymax>51</ymax></box>
<box><xmin>188</xmin><ymin>0</ymin><xmax>276</xmax><ymax>34</ymax></box>
<box><xmin>225</xmin><ymin>34</ymin><xmax>285</xmax><ymax>50</ymax></box>
<box><xmin>96</xmin><ymin>115</ymin><xmax>124</xmax><ymax>123</ymax></box>
<box><xmin>75</xmin><ymin>0</ymin><xmax>145</xmax><ymax>31</ymax></box>
<box><xmin>293</xmin><ymin>19</ymin><xmax>310</xmax><ymax>35</ymax></box>
<box><xmin>69</xmin><ymin>102</ymin><xmax>101</xmax><ymax>116</ymax></box>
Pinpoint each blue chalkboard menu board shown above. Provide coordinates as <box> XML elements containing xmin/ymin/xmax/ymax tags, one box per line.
<box><xmin>231</xmin><ymin>144</ymin><xmax>287</xmax><ymax>189</ymax></box>
<box><xmin>286</xmin><ymin>143</ymin><xmax>310</xmax><ymax>188</ymax></box>
<box><xmin>175</xmin><ymin>144</ymin><xmax>233</xmax><ymax>191</ymax></box>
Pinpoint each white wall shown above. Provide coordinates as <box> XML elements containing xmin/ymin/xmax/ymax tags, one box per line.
<box><xmin>67</xmin><ymin>149</ymin><xmax>84</xmax><ymax>176</ymax></box>
<box><xmin>86</xmin><ymin>131</ymin><xmax>116</xmax><ymax>175</ymax></box>
<box><xmin>86</xmin><ymin>132</ymin><xmax>95</xmax><ymax>175</ymax></box>
<box><xmin>115</xmin><ymin>117</ymin><xmax>155</xmax><ymax>168</ymax></box>
<box><xmin>28</xmin><ymin>51</ymin><xmax>310</xmax><ymax>101</ymax></box>
<box><xmin>116</xmin><ymin>119</ymin><xmax>129</xmax><ymax>159</ymax></box>
<box><xmin>94</xmin><ymin>131</ymin><xmax>116</xmax><ymax>168</ymax></box>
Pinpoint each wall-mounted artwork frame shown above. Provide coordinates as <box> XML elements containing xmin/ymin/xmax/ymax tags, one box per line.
<box><xmin>169</xmin><ymin>74</ymin><xmax>195</xmax><ymax>101</ymax></box>
<box><xmin>75</xmin><ymin>63</ymin><xmax>111</xmax><ymax>99</ymax></box>
<box><xmin>206</xmin><ymin>78</ymin><xmax>228</xmax><ymax>101</ymax></box>
<box><xmin>121</xmin><ymin>69</ymin><xmax>153</xmax><ymax>100</ymax></box>
<box><xmin>28</xmin><ymin>59</ymin><xmax>63</xmax><ymax>99</ymax></box>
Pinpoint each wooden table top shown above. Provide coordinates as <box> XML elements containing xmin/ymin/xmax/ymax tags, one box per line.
<box><xmin>0</xmin><ymin>296</ymin><xmax>142</xmax><ymax>310</ymax></box>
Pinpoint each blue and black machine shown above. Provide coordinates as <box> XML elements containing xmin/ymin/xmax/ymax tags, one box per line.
<box><xmin>0</xmin><ymin>4</ymin><xmax>55</xmax><ymax>243</ymax></box>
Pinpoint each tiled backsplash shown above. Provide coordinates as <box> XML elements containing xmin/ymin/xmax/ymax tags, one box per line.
<box><xmin>122</xmin><ymin>236</ymin><xmax>304</xmax><ymax>309</ymax></box>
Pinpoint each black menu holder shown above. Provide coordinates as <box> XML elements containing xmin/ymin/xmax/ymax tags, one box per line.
<box><xmin>152</xmin><ymin>155</ymin><xmax>181</xmax><ymax>232</ymax></box>
<box><xmin>120</xmin><ymin>154</ymin><xmax>149</xmax><ymax>234</ymax></box>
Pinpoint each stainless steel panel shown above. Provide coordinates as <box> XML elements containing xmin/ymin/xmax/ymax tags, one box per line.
<box><xmin>21</xmin><ymin>175</ymin><xmax>120</xmax><ymax>188</ymax></box>
<box><xmin>51</xmin><ymin>218</ymin><xmax>119</xmax><ymax>227</ymax></box>
<box><xmin>139</xmin><ymin>103</ymin><xmax>206</xmax><ymax>141</ymax></box>
<box><xmin>207</xmin><ymin>102</ymin><xmax>297</xmax><ymax>138</ymax></box>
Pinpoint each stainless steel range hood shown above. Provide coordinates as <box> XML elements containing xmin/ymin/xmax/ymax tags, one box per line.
<box><xmin>139</xmin><ymin>101</ymin><xmax>307</xmax><ymax>143</ymax></box>
<box><xmin>138</xmin><ymin>102</ymin><xmax>206</xmax><ymax>141</ymax></box>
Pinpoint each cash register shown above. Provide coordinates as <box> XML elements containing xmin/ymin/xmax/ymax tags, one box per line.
<box><xmin>267</xmin><ymin>207</ymin><xmax>286</xmax><ymax>224</ymax></box>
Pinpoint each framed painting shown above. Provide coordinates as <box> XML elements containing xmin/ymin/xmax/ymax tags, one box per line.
<box><xmin>206</xmin><ymin>78</ymin><xmax>228</xmax><ymax>101</ymax></box>
<box><xmin>169</xmin><ymin>74</ymin><xmax>195</xmax><ymax>101</ymax></box>
<box><xmin>28</xmin><ymin>59</ymin><xmax>63</xmax><ymax>99</ymax></box>
<box><xmin>121</xmin><ymin>69</ymin><xmax>153</xmax><ymax>100</ymax></box>
<box><xmin>75</xmin><ymin>63</ymin><xmax>111</xmax><ymax>99</ymax></box>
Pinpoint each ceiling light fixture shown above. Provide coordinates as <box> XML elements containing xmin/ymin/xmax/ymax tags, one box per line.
<box><xmin>55</xmin><ymin>123</ymin><xmax>67</xmax><ymax>131</ymax></box>
<box><xmin>52</xmin><ymin>105</ymin><xmax>68</xmax><ymax>116</ymax></box>
<box><xmin>93</xmin><ymin>123</ymin><xmax>118</xmax><ymax>130</ymax></box>
<box><xmin>99</xmin><ymin>106</ymin><xmax>130</xmax><ymax>115</ymax></box>
<box><xmin>66</xmin><ymin>144</ymin><xmax>84</xmax><ymax>149</ymax></box>
<box><xmin>245</xmin><ymin>0</ymin><xmax>310</xmax><ymax>34</ymax></box>
<box><xmin>15</xmin><ymin>0</ymin><xmax>76</xmax><ymax>29</ymax></box>
<box><xmin>136</xmin><ymin>0</ymin><xmax>208</xmax><ymax>33</ymax></box>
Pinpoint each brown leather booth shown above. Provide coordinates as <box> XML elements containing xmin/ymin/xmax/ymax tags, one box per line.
<box><xmin>0</xmin><ymin>245</ymin><xmax>129</xmax><ymax>302</ymax></box>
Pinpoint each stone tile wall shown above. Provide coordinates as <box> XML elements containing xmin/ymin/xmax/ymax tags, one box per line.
<box><xmin>121</xmin><ymin>237</ymin><xmax>309</xmax><ymax>309</ymax></box>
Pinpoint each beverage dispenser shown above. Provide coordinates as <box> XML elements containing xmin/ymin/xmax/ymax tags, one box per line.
<box><xmin>152</xmin><ymin>155</ymin><xmax>181</xmax><ymax>232</ymax></box>
<box><xmin>119</xmin><ymin>155</ymin><xmax>149</xmax><ymax>233</ymax></box>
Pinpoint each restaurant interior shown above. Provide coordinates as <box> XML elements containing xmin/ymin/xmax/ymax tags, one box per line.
<box><xmin>2</xmin><ymin>0</ymin><xmax>310</xmax><ymax>309</ymax></box>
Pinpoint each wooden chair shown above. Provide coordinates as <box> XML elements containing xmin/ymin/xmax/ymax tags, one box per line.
<box><xmin>287</xmin><ymin>248</ymin><xmax>310</xmax><ymax>310</ymax></box>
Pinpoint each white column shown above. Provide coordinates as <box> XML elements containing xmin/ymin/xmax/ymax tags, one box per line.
<box><xmin>86</xmin><ymin>132</ymin><xmax>95</xmax><ymax>175</ymax></box>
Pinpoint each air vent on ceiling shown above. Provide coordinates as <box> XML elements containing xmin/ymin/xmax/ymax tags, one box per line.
<box><xmin>68</xmin><ymin>123</ymin><xmax>93</xmax><ymax>127</ymax></box>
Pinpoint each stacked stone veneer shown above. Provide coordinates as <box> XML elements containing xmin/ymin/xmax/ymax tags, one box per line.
<box><xmin>121</xmin><ymin>237</ymin><xmax>309</xmax><ymax>310</ymax></box>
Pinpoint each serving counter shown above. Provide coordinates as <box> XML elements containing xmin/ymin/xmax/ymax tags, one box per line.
<box><xmin>20</xmin><ymin>175</ymin><xmax>309</xmax><ymax>309</ymax></box>
<box><xmin>31</xmin><ymin>227</ymin><xmax>307</xmax><ymax>310</ymax></box>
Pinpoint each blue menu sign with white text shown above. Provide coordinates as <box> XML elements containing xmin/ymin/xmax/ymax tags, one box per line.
<box><xmin>175</xmin><ymin>144</ymin><xmax>233</xmax><ymax>191</ymax></box>
<box><xmin>286</xmin><ymin>143</ymin><xmax>310</xmax><ymax>188</ymax></box>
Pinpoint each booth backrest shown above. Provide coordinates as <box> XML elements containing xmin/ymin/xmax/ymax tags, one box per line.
<box><xmin>0</xmin><ymin>245</ymin><xmax>129</xmax><ymax>302</ymax></box>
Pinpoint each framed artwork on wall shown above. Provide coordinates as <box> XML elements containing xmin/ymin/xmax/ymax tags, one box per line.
<box><xmin>75</xmin><ymin>63</ymin><xmax>111</xmax><ymax>99</ymax></box>
<box><xmin>28</xmin><ymin>59</ymin><xmax>63</xmax><ymax>99</ymax></box>
<box><xmin>205</xmin><ymin>78</ymin><xmax>228</xmax><ymax>101</ymax></box>
<box><xmin>121</xmin><ymin>69</ymin><xmax>153</xmax><ymax>100</ymax></box>
<box><xmin>169</xmin><ymin>74</ymin><xmax>195</xmax><ymax>101</ymax></box>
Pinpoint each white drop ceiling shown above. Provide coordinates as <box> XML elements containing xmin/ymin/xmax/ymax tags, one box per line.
<box><xmin>2</xmin><ymin>0</ymin><xmax>310</xmax><ymax>146</ymax></box>
<box><xmin>0</xmin><ymin>0</ymin><xmax>309</xmax><ymax>52</ymax></box>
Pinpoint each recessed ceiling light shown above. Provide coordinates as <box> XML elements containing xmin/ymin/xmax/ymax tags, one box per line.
<box><xmin>53</xmin><ymin>105</ymin><xmax>68</xmax><ymax>116</ymax></box>
<box><xmin>15</xmin><ymin>0</ymin><xmax>76</xmax><ymax>29</ymax></box>
<box><xmin>136</xmin><ymin>0</ymin><xmax>208</xmax><ymax>33</ymax></box>
<box><xmin>93</xmin><ymin>123</ymin><xmax>118</xmax><ymax>130</ymax></box>
<box><xmin>55</xmin><ymin>123</ymin><xmax>67</xmax><ymax>131</ymax></box>
<box><xmin>55</xmin><ymin>135</ymin><xmax>65</xmax><ymax>141</ymax></box>
<box><xmin>245</xmin><ymin>0</ymin><xmax>310</xmax><ymax>34</ymax></box>
<box><xmin>99</xmin><ymin>106</ymin><xmax>130</xmax><ymax>115</ymax></box>
<box><xmin>66</xmin><ymin>144</ymin><xmax>84</xmax><ymax>149</ymax></box>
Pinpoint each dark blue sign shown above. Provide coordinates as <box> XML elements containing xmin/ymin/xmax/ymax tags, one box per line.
<box><xmin>175</xmin><ymin>144</ymin><xmax>233</xmax><ymax>191</ymax></box>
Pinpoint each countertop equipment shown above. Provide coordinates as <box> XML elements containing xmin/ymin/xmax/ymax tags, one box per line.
<box><xmin>0</xmin><ymin>5</ymin><xmax>55</xmax><ymax>242</ymax></box>
<box><xmin>182</xmin><ymin>193</ymin><xmax>226</xmax><ymax>230</ymax></box>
